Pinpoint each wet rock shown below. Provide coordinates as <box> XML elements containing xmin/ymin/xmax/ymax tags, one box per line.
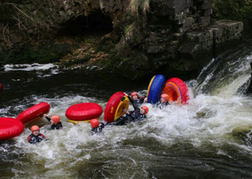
<box><xmin>0</xmin><ymin>0</ymin><xmax>245</xmax><ymax>80</ymax></box>
<box><xmin>179</xmin><ymin>20</ymin><xmax>243</xmax><ymax>72</ymax></box>
<box><xmin>147</xmin><ymin>46</ymin><xmax>164</xmax><ymax>54</ymax></box>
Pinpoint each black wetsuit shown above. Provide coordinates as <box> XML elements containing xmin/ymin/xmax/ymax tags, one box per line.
<box><xmin>133</xmin><ymin>96</ymin><xmax>146</xmax><ymax>107</ymax></box>
<box><xmin>91</xmin><ymin>123</ymin><xmax>105</xmax><ymax>135</ymax></box>
<box><xmin>27</xmin><ymin>133</ymin><xmax>46</xmax><ymax>144</ymax></box>
<box><xmin>156</xmin><ymin>101</ymin><xmax>170</xmax><ymax>110</ymax></box>
<box><xmin>109</xmin><ymin>96</ymin><xmax>146</xmax><ymax>126</ymax></box>
<box><xmin>45</xmin><ymin>116</ymin><xmax>63</xmax><ymax>130</ymax></box>
<box><xmin>50</xmin><ymin>122</ymin><xmax>63</xmax><ymax>130</ymax></box>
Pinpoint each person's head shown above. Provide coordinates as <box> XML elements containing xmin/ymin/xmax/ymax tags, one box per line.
<box><xmin>131</xmin><ymin>92</ymin><xmax>138</xmax><ymax>100</ymax></box>
<box><xmin>90</xmin><ymin>119</ymin><xmax>99</xmax><ymax>129</ymax></box>
<box><xmin>31</xmin><ymin>125</ymin><xmax>40</xmax><ymax>136</ymax></box>
<box><xmin>51</xmin><ymin>115</ymin><xmax>61</xmax><ymax>124</ymax></box>
<box><xmin>140</xmin><ymin>106</ymin><xmax>149</xmax><ymax>115</ymax></box>
<box><xmin>160</xmin><ymin>94</ymin><xmax>169</xmax><ymax>103</ymax></box>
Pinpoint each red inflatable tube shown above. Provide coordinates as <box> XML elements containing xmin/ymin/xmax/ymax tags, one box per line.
<box><xmin>65</xmin><ymin>103</ymin><xmax>103</xmax><ymax>121</ymax></box>
<box><xmin>0</xmin><ymin>117</ymin><xmax>24</xmax><ymax>141</ymax></box>
<box><xmin>104</xmin><ymin>92</ymin><xmax>129</xmax><ymax>123</ymax></box>
<box><xmin>162</xmin><ymin>77</ymin><xmax>189</xmax><ymax>104</ymax></box>
<box><xmin>16</xmin><ymin>102</ymin><xmax>50</xmax><ymax>124</ymax></box>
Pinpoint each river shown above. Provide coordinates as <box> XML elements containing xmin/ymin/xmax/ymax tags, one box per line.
<box><xmin>1</xmin><ymin>40</ymin><xmax>252</xmax><ymax>178</ymax></box>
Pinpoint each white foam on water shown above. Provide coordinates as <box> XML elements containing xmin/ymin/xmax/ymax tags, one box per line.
<box><xmin>4</xmin><ymin>89</ymin><xmax>252</xmax><ymax>178</ymax></box>
<box><xmin>4</xmin><ymin>63</ymin><xmax>57</xmax><ymax>71</ymax></box>
<box><xmin>1</xmin><ymin>54</ymin><xmax>252</xmax><ymax>178</ymax></box>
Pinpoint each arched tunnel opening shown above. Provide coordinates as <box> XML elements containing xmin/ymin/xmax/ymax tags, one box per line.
<box><xmin>57</xmin><ymin>11</ymin><xmax>113</xmax><ymax>37</ymax></box>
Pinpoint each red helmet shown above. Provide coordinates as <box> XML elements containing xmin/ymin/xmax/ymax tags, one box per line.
<box><xmin>51</xmin><ymin>115</ymin><xmax>60</xmax><ymax>124</ymax></box>
<box><xmin>141</xmin><ymin>106</ymin><xmax>149</xmax><ymax>114</ymax></box>
<box><xmin>131</xmin><ymin>92</ymin><xmax>138</xmax><ymax>98</ymax></box>
<box><xmin>161</xmin><ymin>94</ymin><xmax>169</xmax><ymax>102</ymax></box>
<box><xmin>31</xmin><ymin>125</ymin><xmax>40</xmax><ymax>132</ymax></box>
<box><xmin>90</xmin><ymin>119</ymin><xmax>99</xmax><ymax>128</ymax></box>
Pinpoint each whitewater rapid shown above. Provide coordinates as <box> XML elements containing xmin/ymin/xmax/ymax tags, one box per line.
<box><xmin>1</xmin><ymin>54</ymin><xmax>252</xmax><ymax>178</ymax></box>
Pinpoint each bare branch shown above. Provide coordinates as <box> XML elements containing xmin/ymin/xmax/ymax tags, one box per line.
<box><xmin>4</xmin><ymin>2</ymin><xmax>37</xmax><ymax>23</ymax></box>
<box><xmin>3</xmin><ymin>23</ymin><xmax>11</xmax><ymax>46</ymax></box>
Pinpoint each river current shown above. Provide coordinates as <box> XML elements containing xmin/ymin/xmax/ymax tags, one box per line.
<box><xmin>1</xmin><ymin>43</ymin><xmax>252</xmax><ymax>178</ymax></box>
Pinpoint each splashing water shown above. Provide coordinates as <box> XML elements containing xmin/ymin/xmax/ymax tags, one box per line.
<box><xmin>193</xmin><ymin>54</ymin><xmax>252</xmax><ymax>97</ymax></box>
<box><xmin>1</xmin><ymin>53</ymin><xmax>252</xmax><ymax>178</ymax></box>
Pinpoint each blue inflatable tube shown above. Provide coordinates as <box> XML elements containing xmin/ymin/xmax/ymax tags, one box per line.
<box><xmin>147</xmin><ymin>74</ymin><xmax>166</xmax><ymax>104</ymax></box>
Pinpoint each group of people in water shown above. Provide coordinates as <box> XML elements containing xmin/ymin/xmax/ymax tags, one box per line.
<box><xmin>90</xmin><ymin>92</ymin><xmax>170</xmax><ymax>135</ymax></box>
<box><xmin>27</xmin><ymin>114</ymin><xmax>63</xmax><ymax>144</ymax></box>
<box><xmin>27</xmin><ymin>91</ymin><xmax>170</xmax><ymax>144</ymax></box>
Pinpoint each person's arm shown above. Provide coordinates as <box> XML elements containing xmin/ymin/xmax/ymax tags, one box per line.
<box><xmin>40</xmin><ymin>134</ymin><xmax>46</xmax><ymax>138</ymax></box>
<box><xmin>108</xmin><ymin>115</ymin><xmax>127</xmax><ymax>125</ymax></box>
<box><xmin>121</xmin><ymin>93</ymin><xmax>139</xmax><ymax>111</ymax></box>
<box><xmin>139</xmin><ymin>96</ymin><xmax>147</xmax><ymax>103</ymax></box>
<box><xmin>123</xmin><ymin>108</ymin><xmax>130</xmax><ymax>115</ymax></box>
<box><xmin>27</xmin><ymin>135</ymin><xmax>32</xmax><ymax>143</ymax></box>
<box><xmin>128</xmin><ymin>96</ymin><xmax>140</xmax><ymax>110</ymax></box>
<box><xmin>59</xmin><ymin>122</ymin><xmax>63</xmax><ymax>129</ymax></box>
<box><xmin>43</xmin><ymin>114</ymin><xmax>51</xmax><ymax>122</ymax></box>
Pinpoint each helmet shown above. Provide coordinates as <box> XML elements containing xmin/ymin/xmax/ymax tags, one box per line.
<box><xmin>51</xmin><ymin>115</ymin><xmax>60</xmax><ymax>124</ymax></box>
<box><xmin>141</xmin><ymin>106</ymin><xmax>149</xmax><ymax>114</ymax></box>
<box><xmin>161</xmin><ymin>94</ymin><xmax>169</xmax><ymax>102</ymax></box>
<box><xmin>131</xmin><ymin>92</ymin><xmax>138</xmax><ymax>98</ymax></box>
<box><xmin>90</xmin><ymin>119</ymin><xmax>99</xmax><ymax>128</ymax></box>
<box><xmin>31</xmin><ymin>125</ymin><xmax>40</xmax><ymax>132</ymax></box>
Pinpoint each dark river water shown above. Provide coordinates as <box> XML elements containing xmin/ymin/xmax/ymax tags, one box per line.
<box><xmin>1</xmin><ymin>39</ymin><xmax>252</xmax><ymax>178</ymax></box>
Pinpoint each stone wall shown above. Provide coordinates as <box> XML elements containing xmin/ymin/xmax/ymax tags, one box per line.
<box><xmin>119</xmin><ymin>0</ymin><xmax>216</xmax><ymax>78</ymax></box>
<box><xmin>179</xmin><ymin>20</ymin><xmax>243</xmax><ymax>71</ymax></box>
<box><xmin>123</xmin><ymin>0</ymin><xmax>243</xmax><ymax>79</ymax></box>
<box><xmin>0</xmin><ymin>0</ymin><xmax>244</xmax><ymax>80</ymax></box>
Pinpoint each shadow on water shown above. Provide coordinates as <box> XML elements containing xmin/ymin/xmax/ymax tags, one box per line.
<box><xmin>0</xmin><ymin>68</ymin><xmax>149</xmax><ymax>108</ymax></box>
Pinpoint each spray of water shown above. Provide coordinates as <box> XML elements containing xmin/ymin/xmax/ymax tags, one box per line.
<box><xmin>193</xmin><ymin>55</ymin><xmax>252</xmax><ymax>97</ymax></box>
<box><xmin>1</xmin><ymin>53</ymin><xmax>252</xmax><ymax>178</ymax></box>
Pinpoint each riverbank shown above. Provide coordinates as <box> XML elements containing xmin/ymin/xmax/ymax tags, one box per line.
<box><xmin>0</xmin><ymin>0</ymin><xmax>251</xmax><ymax>80</ymax></box>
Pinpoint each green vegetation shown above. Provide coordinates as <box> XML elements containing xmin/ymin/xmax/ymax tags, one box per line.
<box><xmin>102</xmin><ymin>52</ymin><xmax>121</xmax><ymax>69</ymax></box>
<box><xmin>212</xmin><ymin>0</ymin><xmax>252</xmax><ymax>30</ymax></box>
<box><xmin>0</xmin><ymin>0</ymin><xmax>56</xmax><ymax>43</ymax></box>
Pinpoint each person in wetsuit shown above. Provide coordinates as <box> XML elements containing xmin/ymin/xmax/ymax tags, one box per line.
<box><xmin>27</xmin><ymin>125</ymin><xmax>46</xmax><ymax>144</ymax></box>
<box><xmin>90</xmin><ymin>118</ymin><xmax>105</xmax><ymax>135</ymax></box>
<box><xmin>156</xmin><ymin>93</ymin><xmax>170</xmax><ymax>109</ymax></box>
<box><xmin>130</xmin><ymin>92</ymin><xmax>147</xmax><ymax>107</ymax></box>
<box><xmin>109</xmin><ymin>95</ymin><xmax>149</xmax><ymax>126</ymax></box>
<box><xmin>43</xmin><ymin>114</ymin><xmax>63</xmax><ymax>130</ymax></box>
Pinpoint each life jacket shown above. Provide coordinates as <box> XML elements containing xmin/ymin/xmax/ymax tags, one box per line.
<box><xmin>130</xmin><ymin>109</ymin><xmax>146</xmax><ymax>122</ymax></box>
<box><xmin>27</xmin><ymin>133</ymin><xmax>45</xmax><ymax>144</ymax></box>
